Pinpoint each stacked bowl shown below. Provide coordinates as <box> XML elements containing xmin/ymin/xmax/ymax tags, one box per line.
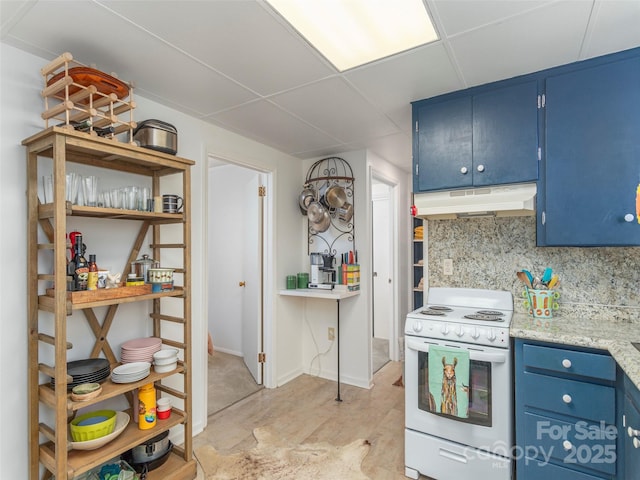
<box><xmin>153</xmin><ymin>348</ymin><xmax>179</xmax><ymax>374</ymax></box>
<box><xmin>121</xmin><ymin>337</ymin><xmax>162</xmax><ymax>364</ymax></box>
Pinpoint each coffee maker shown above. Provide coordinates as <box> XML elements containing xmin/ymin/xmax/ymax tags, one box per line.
<box><xmin>309</xmin><ymin>253</ymin><xmax>336</xmax><ymax>290</ymax></box>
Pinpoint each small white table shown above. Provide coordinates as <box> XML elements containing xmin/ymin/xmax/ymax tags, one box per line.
<box><xmin>279</xmin><ymin>288</ymin><xmax>360</xmax><ymax>401</ymax></box>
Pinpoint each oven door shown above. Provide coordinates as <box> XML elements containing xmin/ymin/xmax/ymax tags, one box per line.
<box><xmin>405</xmin><ymin>335</ymin><xmax>512</xmax><ymax>453</ymax></box>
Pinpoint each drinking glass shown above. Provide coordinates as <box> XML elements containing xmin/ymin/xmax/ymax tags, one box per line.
<box><xmin>82</xmin><ymin>175</ymin><xmax>98</xmax><ymax>207</ymax></box>
<box><xmin>110</xmin><ymin>188</ymin><xmax>121</xmax><ymax>209</ymax></box>
<box><xmin>42</xmin><ymin>175</ymin><xmax>53</xmax><ymax>204</ymax></box>
<box><xmin>139</xmin><ymin>187</ymin><xmax>151</xmax><ymax>211</ymax></box>
<box><xmin>66</xmin><ymin>173</ymin><xmax>80</xmax><ymax>204</ymax></box>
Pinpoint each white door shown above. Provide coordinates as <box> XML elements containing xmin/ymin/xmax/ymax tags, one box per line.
<box><xmin>241</xmin><ymin>175</ymin><xmax>263</xmax><ymax>384</ymax></box>
<box><xmin>372</xmin><ymin>184</ymin><xmax>392</xmax><ymax>342</ymax></box>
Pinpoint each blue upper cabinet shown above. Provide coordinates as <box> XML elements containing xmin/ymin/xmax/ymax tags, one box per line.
<box><xmin>413</xmin><ymin>79</ymin><xmax>539</xmax><ymax>192</ymax></box>
<box><xmin>539</xmin><ymin>53</ymin><xmax>640</xmax><ymax>246</ymax></box>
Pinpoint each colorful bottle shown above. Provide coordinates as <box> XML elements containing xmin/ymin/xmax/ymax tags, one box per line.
<box><xmin>137</xmin><ymin>383</ymin><xmax>157</xmax><ymax>430</ymax></box>
<box><xmin>71</xmin><ymin>234</ymin><xmax>88</xmax><ymax>291</ymax></box>
<box><xmin>87</xmin><ymin>254</ymin><xmax>98</xmax><ymax>290</ymax></box>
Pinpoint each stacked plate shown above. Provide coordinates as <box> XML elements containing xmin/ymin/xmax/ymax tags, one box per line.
<box><xmin>111</xmin><ymin>362</ymin><xmax>151</xmax><ymax>384</ymax></box>
<box><xmin>121</xmin><ymin>337</ymin><xmax>162</xmax><ymax>364</ymax></box>
<box><xmin>50</xmin><ymin>358</ymin><xmax>111</xmax><ymax>390</ymax></box>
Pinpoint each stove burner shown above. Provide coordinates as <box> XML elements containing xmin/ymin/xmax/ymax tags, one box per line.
<box><xmin>464</xmin><ymin>314</ymin><xmax>505</xmax><ymax>322</ymax></box>
<box><xmin>476</xmin><ymin>310</ymin><xmax>505</xmax><ymax>316</ymax></box>
<box><xmin>420</xmin><ymin>309</ymin><xmax>446</xmax><ymax>316</ymax></box>
<box><xmin>426</xmin><ymin>305</ymin><xmax>453</xmax><ymax>312</ymax></box>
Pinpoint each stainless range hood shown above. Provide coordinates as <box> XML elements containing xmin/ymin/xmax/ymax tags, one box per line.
<box><xmin>414</xmin><ymin>183</ymin><xmax>536</xmax><ymax>220</ymax></box>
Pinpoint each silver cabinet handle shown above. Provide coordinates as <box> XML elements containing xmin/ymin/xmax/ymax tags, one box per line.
<box><xmin>562</xmin><ymin>358</ymin><xmax>572</xmax><ymax>368</ymax></box>
<box><xmin>477</xmin><ymin>164</ymin><xmax>485</xmax><ymax>172</ymax></box>
<box><xmin>563</xmin><ymin>440</ymin><xmax>573</xmax><ymax>451</ymax></box>
<box><xmin>628</xmin><ymin>426</ymin><xmax>640</xmax><ymax>438</ymax></box>
<box><xmin>562</xmin><ymin>394</ymin><xmax>572</xmax><ymax>404</ymax></box>
<box><xmin>460</xmin><ymin>167</ymin><xmax>468</xmax><ymax>174</ymax></box>
<box><xmin>625</xmin><ymin>214</ymin><xmax>635</xmax><ymax>222</ymax></box>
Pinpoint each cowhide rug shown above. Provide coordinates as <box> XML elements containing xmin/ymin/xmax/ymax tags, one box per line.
<box><xmin>195</xmin><ymin>427</ymin><xmax>372</xmax><ymax>480</ymax></box>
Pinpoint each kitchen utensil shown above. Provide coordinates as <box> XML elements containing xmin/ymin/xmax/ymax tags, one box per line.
<box><xmin>310</xmin><ymin>209</ymin><xmax>331</xmax><ymax>233</ymax></box>
<box><xmin>337</xmin><ymin>201</ymin><xmax>353</xmax><ymax>222</ymax></box>
<box><xmin>131</xmin><ymin>254</ymin><xmax>158</xmax><ymax>283</ymax></box>
<box><xmin>323</xmin><ymin>184</ymin><xmax>347</xmax><ymax>208</ymax></box>
<box><xmin>130</xmin><ymin>431</ymin><xmax>170</xmax><ymax>464</ymax></box>
<box><xmin>541</xmin><ymin>268</ymin><xmax>553</xmax><ymax>284</ymax></box>
<box><xmin>547</xmin><ymin>274</ymin><xmax>559</xmax><ymax>288</ymax></box>
<box><xmin>133</xmin><ymin>119</ymin><xmax>178</xmax><ymax>155</ymax></box>
<box><xmin>306</xmin><ymin>201</ymin><xmax>326</xmax><ymax>223</ymax></box>
<box><xmin>516</xmin><ymin>271</ymin><xmax>532</xmax><ymax>288</ymax></box>
<box><xmin>298</xmin><ymin>186</ymin><xmax>317</xmax><ymax>212</ymax></box>
<box><xmin>69</xmin><ymin>411</ymin><xmax>129</xmax><ymax>451</ymax></box>
<box><xmin>162</xmin><ymin>194</ymin><xmax>183</xmax><ymax>213</ymax></box>
<box><xmin>522</xmin><ymin>269</ymin><xmax>534</xmax><ymax>285</ymax></box>
<box><xmin>47</xmin><ymin>66</ymin><xmax>129</xmax><ymax>101</ymax></box>
<box><xmin>69</xmin><ymin>409</ymin><xmax>117</xmax><ymax>442</ymax></box>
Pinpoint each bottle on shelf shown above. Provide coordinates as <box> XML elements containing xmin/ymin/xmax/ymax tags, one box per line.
<box><xmin>70</xmin><ymin>234</ymin><xmax>88</xmax><ymax>291</ymax></box>
<box><xmin>138</xmin><ymin>383</ymin><xmax>157</xmax><ymax>430</ymax></box>
<box><xmin>87</xmin><ymin>254</ymin><xmax>98</xmax><ymax>290</ymax></box>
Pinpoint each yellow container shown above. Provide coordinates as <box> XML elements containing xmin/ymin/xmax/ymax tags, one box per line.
<box><xmin>137</xmin><ymin>383</ymin><xmax>156</xmax><ymax>430</ymax></box>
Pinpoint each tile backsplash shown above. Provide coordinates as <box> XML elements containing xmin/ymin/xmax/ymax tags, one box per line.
<box><xmin>426</xmin><ymin>216</ymin><xmax>640</xmax><ymax>323</ymax></box>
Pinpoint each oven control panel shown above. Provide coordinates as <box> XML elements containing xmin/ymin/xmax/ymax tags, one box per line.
<box><xmin>407</xmin><ymin>319</ymin><xmax>509</xmax><ymax>347</ymax></box>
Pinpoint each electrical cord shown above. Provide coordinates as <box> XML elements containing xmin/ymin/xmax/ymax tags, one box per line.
<box><xmin>304</xmin><ymin>300</ymin><xmax>335</xmax><ymax>377</ymax></box>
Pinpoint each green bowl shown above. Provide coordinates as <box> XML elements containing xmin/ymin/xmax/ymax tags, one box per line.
<box><xmin>69</xmin><ymin>409</ymin><xmax>116</xmax><ymax>442</ymax></box>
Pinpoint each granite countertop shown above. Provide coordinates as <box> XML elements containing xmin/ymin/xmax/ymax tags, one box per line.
<box><xmin>510</xmin><ymin>312</ymin><xmax>640</xmax><ymax>390</ymax></box>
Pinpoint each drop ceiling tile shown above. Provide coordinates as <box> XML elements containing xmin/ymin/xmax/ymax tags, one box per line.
<box><xmin>102</xmin><ymin>0</ymin><xmax>334</xmax><ymax>95</ymax></box>
<box><xmin>272</xmin><ymin>77</ymin><xmax>400</xmax><ymax>143</ymax></box>
<box><xmin>431</xmin><ymin>0</ymin><xmax>555</xmax><ymax>36</ymax></box>
<box><xmin>209</xmin><ymin>100</ymin><xmax>339</xmax><ymax>155</ymax></box>
<box><xmin>448</xmin><ymin>1</ymin><xmax>593</xmax><ymax>87</ymax></box>
<box><xmin>345</xmin><ymin>43</ymin><xmax>463</xmax><ymax>129</ymax></box>
<box><xmin>5</xmin><ymin>1</ymin><xmax>257</xmax><ymax>114</ymax></box>
<box><xmin>584</xmin><ymin>1</ymin><xmax>640</xmax><ymax>58</ymax></box>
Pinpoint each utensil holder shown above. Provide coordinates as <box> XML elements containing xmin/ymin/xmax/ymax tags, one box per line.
<box><xmin>523</xmin><ymin>288</ymin><xmax>559</xmax><ymax>319</ymax></box>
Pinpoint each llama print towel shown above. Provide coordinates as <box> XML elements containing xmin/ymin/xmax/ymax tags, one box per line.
<box><xmin>428</xmin><ymin>345</ymin><xmax>470</xmax><ymax>419</ymax></box>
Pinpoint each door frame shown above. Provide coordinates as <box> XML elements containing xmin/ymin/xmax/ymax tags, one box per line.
<box><xmin>202</xmin><ymin>154</ymin><xmax>274</xmax><ymax>402</ymax></box>
<box><xmin>370</xmin><ymin>169</ymin><xmax>400</xmax><ymax>362</ymax></box>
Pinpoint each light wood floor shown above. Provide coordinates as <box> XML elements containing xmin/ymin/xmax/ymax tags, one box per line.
<box><xmin>193</xmin><ymin>361</ymin><xmax>409</xmax><ymax>479</ymax></box>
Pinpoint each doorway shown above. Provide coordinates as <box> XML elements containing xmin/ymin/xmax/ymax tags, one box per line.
<box><xmin>206</xmin><ymin>159</ymin><xmax>268</xmax><ymax>415</ymax></box>
<box><xmin>371</xmin><ymin>178</ymin><xmax>396</xmax><ymax>372</ymax></box>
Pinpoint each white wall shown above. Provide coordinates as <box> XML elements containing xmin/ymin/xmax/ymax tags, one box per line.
<box><xmin>0</xmin><ymin>43</ymin><xmax>305</xmax><ymax>477</ymax></box>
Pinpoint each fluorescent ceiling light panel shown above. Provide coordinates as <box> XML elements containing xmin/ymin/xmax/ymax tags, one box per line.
<box><xmin>266</xmin><ymin>0</ymin><xmax>439</xmax><ymax>71</ymax></box>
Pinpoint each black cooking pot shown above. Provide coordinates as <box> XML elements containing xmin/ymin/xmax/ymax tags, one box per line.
<box><xmin>123</xmin><ymin>440</ymin><xmax>172</xmax><ymax>476</ymax></box>
<box><xmin>129</xmin><ymin>431</ymin><xmax>170</xmax><ymax>463</ymax></box>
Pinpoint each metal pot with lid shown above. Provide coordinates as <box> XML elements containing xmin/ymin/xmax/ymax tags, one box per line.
<box><xmin>131</xmin><ymin>254</ymin><xmax>159</xmax><ymax>283</ymax></box>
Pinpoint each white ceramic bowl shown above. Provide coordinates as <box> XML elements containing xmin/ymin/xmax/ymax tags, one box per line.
<box><xmin>154</xmin><ymin>362</ymin><xmax>177</xmax><ymax>374</ymax></box>
<box><xmin>153</xmin><ymin>348</ymin><xmax>179</xmax><ymax>362</ymax></box>
<box><xmin>157</xmin><ymin>397</ymin><xmax>172</xmax><ymax>412</ymax></box>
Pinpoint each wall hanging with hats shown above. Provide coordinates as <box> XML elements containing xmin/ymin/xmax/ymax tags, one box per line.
<box><xmin>298</xmin><ymin>157</ymin><xmax>355</xmax><ymax>256</ymax></box>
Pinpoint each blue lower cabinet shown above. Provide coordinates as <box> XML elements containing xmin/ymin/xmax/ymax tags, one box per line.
<box><xmin>519</xmin><ymin>458</ymin><xmax>612</xmax><ymax>480</ymax></box>
<box><xmin>515</xmin><ymin>339</ymin><xmax>617</xmax><ymax>479</ymax></box>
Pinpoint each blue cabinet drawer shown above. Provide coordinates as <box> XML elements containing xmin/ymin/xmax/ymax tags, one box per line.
<box><xmin>523</xmin><ymin>344</ymin><xmax>615</xmax><ymax>381</ymax></box>
<box><xmin>522</xmin><ymin>412</ymin><xmax>616</xmax><ymax>475</ymax></box>
<box><xmin>522</xmin><ymin>372</ymin><xmax>615</xmax><ymax>424</ymax></box>
<box><xmin>518</xmin><ymin>457</ymin><xmax>610</xmax><ymax>480</ymax></box>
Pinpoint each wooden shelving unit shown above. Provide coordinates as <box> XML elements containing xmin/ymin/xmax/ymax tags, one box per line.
<box><xmin>412</xmin><ymin>217</ymin><xmax>424</xmax><ymax>310</ymax></box>
<box><xmin>24</xmin><ymin>126</ymin><xmax>196</xmax><ymax>480</ymax></box>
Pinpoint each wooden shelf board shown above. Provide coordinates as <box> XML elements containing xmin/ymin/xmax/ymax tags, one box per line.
<box><xmin>22</xmin><ymin>126</ymin><xmax>194</xmax><ymax>174</ymax></box>
<box><xmin>40</xmin><ymin>411</ymin><xmax>187</xmax><ymax>478</ymax></box>
<box><xmin>145</xmin><ymin>452</ymin><xmax>197</xmax><ymax>480</ymax></box>
<box><xmin>38</xmin><ymin>203</ymin><xmax>185</xmax><ymax>223</ymax></box>
<box><xmin>39</xmin><ymin>365</ymin><xmax>186</xmax><ymax>411</ymax></box>
<box><xmin>39</xmin><ymin>286</ymin><xmax>185</xmax><ymax>310</ymax></box>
